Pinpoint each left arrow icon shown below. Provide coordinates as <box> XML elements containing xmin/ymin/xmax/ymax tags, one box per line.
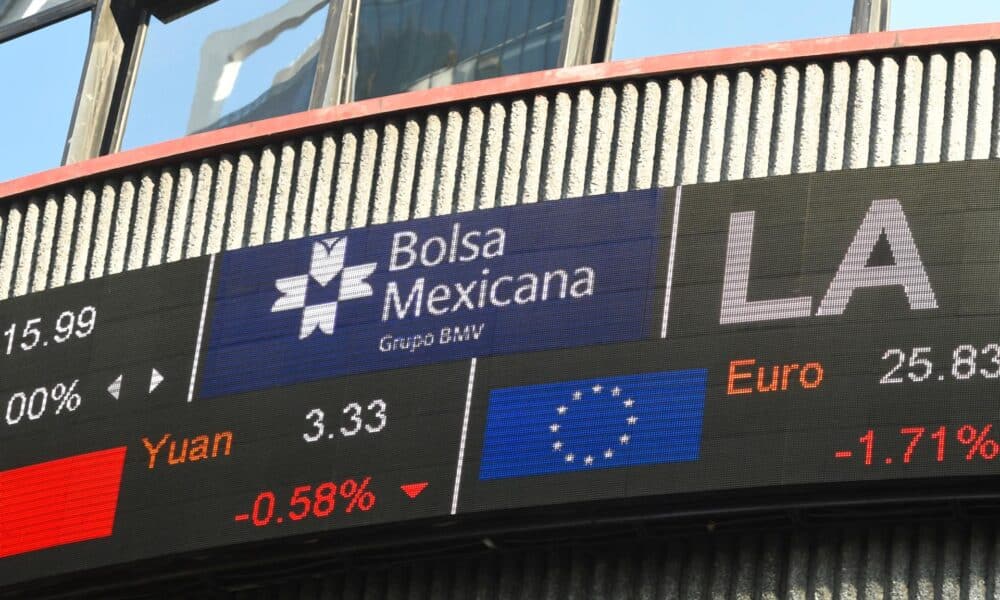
<box><xmin>107</xmin><ymin>375</ymin><xmax>122</xmax><ymax>400</ymax></box>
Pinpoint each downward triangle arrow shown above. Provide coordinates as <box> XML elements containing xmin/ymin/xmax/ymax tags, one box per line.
<box><xmin>400</xmin><ymin>482</ymin><xmax>428</xmax><ymax>499</ymax></box>
<box><xmin>149</xmin><ymin>368</ymin><xmax>163</xmax><ymax>393</ymax></box>
<box><xmin>107</xmin><ymin>375</ymin><xmax>122</xmax><ymax>400</ymax></box>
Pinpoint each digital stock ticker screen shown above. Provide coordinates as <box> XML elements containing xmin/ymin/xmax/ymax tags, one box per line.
<box><xmin>3</xmin><ymin>160</ymin><xmax>1000</xmax><ymax>585</ymax></box>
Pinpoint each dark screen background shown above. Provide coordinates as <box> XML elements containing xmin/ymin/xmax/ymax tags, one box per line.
<box><xmin>4</xmin><ymin>160</ymin><xmax>1000</xmax><ymax>586</ymax></box>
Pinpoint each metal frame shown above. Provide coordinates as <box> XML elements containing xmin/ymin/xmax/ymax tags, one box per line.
<box><xmin>63</xmin><ymin>0</ymin><xmax>148</xmax><ymax>161</ymax></box>
<box><xmin>310</xmin><ymin>0</ymin><xmax>360</xmax><ymax>107</ymax></box>
<box><xmin>851</xmin><ymin>0</ymin><xmax>891</xmax><ymax>34</ymax></box>
<box><xmin>560</xmin><ymin>0</ymin><xmax>619</xmax><ymax>66</ymax></box>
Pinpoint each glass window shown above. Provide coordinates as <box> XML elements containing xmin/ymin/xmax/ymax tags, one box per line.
<box><xmin>891</xmin><ymin>0</ymin><xmax>1000</xmax><ymax>30</ymax></box>
<box><xmin>0</xmin><ymin>0</ymin><xmax>77</xmax><ymax>28</ymax></box>
<box><xmin>0</xmin><ymin>11</ymin><xmax>89</xmax><ymax>182</ymax></box>
<box><xmin>612</xmin><ymin>0</ymin><xmax>852</xmax><ymax>60</ymax></box>
<box><xmin>123</xmin><ymin>0</ymin><xmax>329</xmax><ymax>150</ymax></box>
<box><xmin>352</xmin><ymin>0</ymin><xmax>568</xmax><ymax>101</ymax></box>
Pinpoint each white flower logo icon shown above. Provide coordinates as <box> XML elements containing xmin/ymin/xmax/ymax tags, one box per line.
<box><xmin>270</xmin><ymin>236</ymin><xmax>377</xmax><ymax>339</ymax></box>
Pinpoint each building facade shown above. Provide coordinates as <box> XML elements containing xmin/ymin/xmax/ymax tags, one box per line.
<box><xmin>3</xmin><ymin>2</ymin><xmax>1000</xmax><ymax>597</ymax></box>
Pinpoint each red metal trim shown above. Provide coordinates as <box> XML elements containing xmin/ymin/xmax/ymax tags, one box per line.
<box><xmin>4</xmin><ymin>22</ymin><xmax>1000</xmax><ymax>200</ymax></box>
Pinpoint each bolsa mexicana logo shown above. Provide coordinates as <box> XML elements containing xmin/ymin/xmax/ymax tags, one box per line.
<box><xmin>270</xmin><ymin>236</ymin><xmax>378</xmax><ymax>339</ymax></box>
<box><xmin>200</xmin><ymin>190</ymin><xmax>663</xmax><ymax>398</ymax></box>
<box><xmin>270</xmin><ymin>224</ymin><xmax>599</xmax><ymax>345</ymax></box>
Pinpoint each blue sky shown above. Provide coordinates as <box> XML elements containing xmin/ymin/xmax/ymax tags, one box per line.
<box><xmin>1</xmin><ymin>1</ymin><xmax>999</xmax><ymax>183</ymax></box>
<box><xmin>0</xmin><ymin>11</ymin><xmax>89</xmax><ymax>183</ymax></box>
<box><xmin>613</xmin><ymin>0</ymin><xmax>1000</xmax><ymax>59</ymax></box>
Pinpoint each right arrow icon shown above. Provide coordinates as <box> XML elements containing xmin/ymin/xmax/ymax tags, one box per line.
<box><xmin>400</xmin><ymin>482</ymin><xmax>428</xmax><ymax>499</ymax></box>
<box><xmin>149</xmin><ymin>368</ymin><xmax>163</xmax><ymax>393</ymax></box>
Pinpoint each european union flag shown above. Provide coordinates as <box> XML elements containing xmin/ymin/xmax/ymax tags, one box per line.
<box><xmin>479</xmin><ymin>369</ymin><xmax>707</xmax><ymax>480</ymax></box>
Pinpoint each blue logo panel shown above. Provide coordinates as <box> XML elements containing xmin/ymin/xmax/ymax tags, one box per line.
<box><xmin>200</xmin><ymin>190</ymin><xmax>666</xmax><ymax>398</ymax></box>
<box><xmin>478</xmin><ymin>369</ymin><xmax>708</xmax><ymax>480</ymax></box>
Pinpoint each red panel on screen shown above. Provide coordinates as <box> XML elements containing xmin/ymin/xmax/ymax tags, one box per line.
<box><xmin>0</xmin><ymin>447</ymin><xmax>127</xmax><ymax>558</ymax></box>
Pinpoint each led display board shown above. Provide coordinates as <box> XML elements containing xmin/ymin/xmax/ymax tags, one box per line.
<box><xmin>3</xmin><ymin>161</ymin><xmax>1000</xmax><ymax>585</ymax></box>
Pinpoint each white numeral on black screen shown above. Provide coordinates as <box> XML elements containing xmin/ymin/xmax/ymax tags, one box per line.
<box><xmin>2</xmin><ymin>306</ymin><xmax>97</xmax><ymax>357</ymax></box>
<box><xmin>303</xmin><ymin>399</ymin><xmax>388</xmax><ymax>443</ymax></box>
<box><xmin>880</xmin><ymin>343</ymin><xmax>1000</xmax><ymax>384</ymax></box>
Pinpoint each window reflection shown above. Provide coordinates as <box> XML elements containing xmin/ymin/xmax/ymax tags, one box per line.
<box><xmin>353</xmin><ymin>0</ymin><xmax>567</xmax><ymax>101</ymax></box>
<box><xmin>0</xmin><ymin>11</ymin><xmax>89</xmax><ymax>181</ymax></box>
<box><xmin>123</xmin><ymin>0</ymin><xmax>329</xmax><ymax>150</ymax></box>
<box><xmin>0</xmin><ymin>0</ymin><xmax>76</xmax><ymax>28</ymax></box>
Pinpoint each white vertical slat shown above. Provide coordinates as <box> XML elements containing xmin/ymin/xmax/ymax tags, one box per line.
<box><xmin>0</xmin><ymin>203</ymin><xmax>22</xmax><ymax>299</ymax></box>
<box><xmin>89</xmin><ymin>183</ymin><xmax>117</xmax><ymax>277</ymax></box>
<box><xmin>888</xmin><ymin>528</ymin><xmax>913</xmax><ymax>600</ymax></box>
<box><xmin>185</xmin><ymin>161</ymin><xmax>214</xmax><ymax>257</ymax></box>
<box><xmin>835</xmin><ymin>533</ymin><xmax>862</xmax><ymax>599</ymax></box>
<box><xmin>310</xmin><ymin>135</ymin><xmax>337</xmax><ymax>234</ymax></box>
<box><xmin>49</xmin><ymin>190</ymin><xmax>77</xmax><ymax>289</ymax></box>
<box><xmin>205</xmin><ymin>155</ymin><xmax>233</xmax><ymax>254</ymax></box>
<box><xmin>498</xmin><ymin>98</ymin><xmax>528</xmax><ymax>206</ymax></box>
<box><xmin>655</xmin><ymin>78</ymin><xmax>685</xmax><ymax>187</ymax></box>
<box><xmin>680</xmin><ymin>75</ymin><xmax>709</xmax><ymax>184</ymax></box>
<box><xmin>746</xmin><ymin>68</ymin><xmax>777</xmax><ymax>179</ymax></box>
<box><xmin>521</xmin><ymin>95</ymin><xmax>549</xmax><ymax>204</ymax></box>
<box><xmin>225</xmin><ymin>154</ymin><xmax>255</xmax><ymax>250</ymax></box>
<box><xmin>846</xmin><ymin>58</ymin><xmax>876</xmax><ymax>169</ymax></box>
<box><xmin>435</xmin><ymin>109</ymin><xmax>463</xmax><ymax>214</ymax></box>
<box><xmin>413</xmin><ymin>115</ymin><xmax>442</xmax><ymax>218</ymax></box>
<box><xmin>247</xmin><ymin>147</ymin><xmax>276</xmax><ymax>247</ymax></box>
<box><xmin>871</xmin><ymin>56</ymin><xmax>900</xmax><ymax>168</ymax></box>
<box><xmin>477</xmin><ymin>102</ymin><xmax>506</xmax><ymax>209</ymax></box>
<box><xmin>0</xmin><ymin>210</ymin><xmax>5</xmax><ymax>296</ymax></box>
<box><xmin>701</xmin><ymin>73</ymin><xmax>730</xmax><ymax>183</ymax></box>
<box><xmin>31</xmin><ymin>194</ymin><xmax>59</xmax><ymax>292</ymax></box>
<box><xmin>69</xmin><ymin>186</ymin><xmax>96</xmax><ymax>283</ymax></box>
<box><xmin>392</xmin><ymin>118</ymin><xmax>420</xmax><ymax>220</ymax></box>
<box><xmin>587</xmin><ymin>86</ymin><xmax>617</xmax><ymax>195</ymax></box>
<box><xmin>894</xmin><ymin>55</ymin><xmax>925</xmax><ymax>165</ymax></box>
<box><xmin>939</xmin><ymin>530</ymin><xmax>964</xmax><ymax>600</ymax></box>
<box><xmin>146</xmin><ymin>169</ymin><xmax>175</xmax><ymax>266</ymax></box>
<box><xmin>564</xmin><ymin>88</ymin><xmax>594</xmax><ymax>198</ymax></box>
<box><xmin>633</xmin><ymin>81</ymin><xmax>662</xmax><ymax>189</ymax></box>
<box><xmin>166</xmin><ymin>165</ymin><xmax>195</xmax><ymax>262</ymax></box>
<box><xmin>352</xmin><ymin>127</ymin><xmax>379</xmax><ymax>226</ymax></box>
<box><xmin>993</xmin><ymin>49</ymin><xmax>1000</xmax><ymax>159</ymax></box>
<box><xmin>966</xmin><ymin>528</ymin><xmax>989</xmax><ymax>600</ymax></box>
<box><xmin>108</xmin><ymin>178</ymin><xmax>135</xmax><ymax>274</ymax></box>
<box><xmin>723</xmin><ymin>70</ymin><xmax>754</xmax><ymax>181</ymax></box>
<box><xmin>771</xmin><ymin>65</ymin><xmax>800</xmax><ymax>176</ymax></box>
<box><xmin>919</xmin><ymin>53</ymin><xmax>949</xmax><ymax>163</ymax></box>
<box><xmin>268</xmin><ymin>144</ymin><xmax>296</xmax><ymax>242</ymax></box>
<box><xmin>969</xmin><ymin>48</ymin><xmax>996</xmax><ymax>160</ymax></box>
<box><xmin>543</xmin><ymin>91</ymin><xmax>572</xmax><ymax>200</ymax></box>
<box><xmin>611</xmin><ymin>82</ymin><xmax>639</xmax><ymax>192</ymax></box>
<box><xmin>456</xmin><ymin>106</ymin><xmax>484</xmax><ymax>213</ymax></box>
<box><xmin>794</xmin><ymin>63</ymin><xmax>825</xmax><ymax>173</ymax></box>
<box><xmin>288</xmin><ymin>138</ymin><xmax>316</xmax><ymax>239</ymax></box>
<box><xmin>945</xmin><ymin>50</ymin><xmax>972</xmax><ymax>161</ymax></box>
<box><xmin>14</xmin><ymin>199</ymin><xmax>40</xmax><ymax>296</ymax></box>
<box><xmin>126</xmin><ymin>173</ymin><xmax>155</xmax><ymax>270</ymax></box>
<box><xmin>331</xmin><ymin>130</ymin><xmax>358</xmax><ymax>231</ymax></box>
<box><xmin>822</xmin><ymin>61</ymin><xmax>852</xmax><ymax>172</ymax></box>
<box><xmin>372</xmin><ymin>122</ymin><xmax>400</xmax><ymax>223</ymax></box>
